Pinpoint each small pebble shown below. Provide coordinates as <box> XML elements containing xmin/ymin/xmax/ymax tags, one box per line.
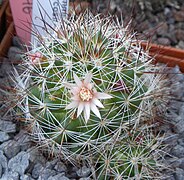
<box><xmin>175</xmin><ymin>168</ymin><xmax>184</xmax><ymax>180</ymax></box>
<box><xmin>54</xmin><ymin>161</ymin><xmax>67</xmax><ymax>172</ymax></box>
<box><xmin>38</xmin><ymin>169</ymin><xmax>57</xmax><ymax>180</ymax></box>
<box><xmin>32</xmin><ymin>163</ymin><xmax>44</xmax><ymax>179</ymax></box>
<box><xmin>0</xmin><ymin>163</ymin><xmax>2</xmax><ymax>178</ymax></box>
<box><xmin>76</xmin><ymin>166</ymin><xmax>91</xmax><ymax>178</ymax></box>
<box><xmin>1</xmin><ymin>171</ymin><xmax>19</xmax><ymax>180</ymax></box>
<box><xmin>0</xmin><ymin>131</ymin><xmax>10</xmax><ymax>142</ymax></box>
<box><xmin>8</xmin><ymin>151</ymin><xmax>30</xmax><ymax>175</ymax></box>
<box><xmin>3</xmin><ymin>140</ymin><xmax>21</xmax><ymax>159</ymax></box>
<box><xmin>48</xmin><ymin>173</ymin><xmax>70</xmax><ymax>180</ymax></box>
<box><xmin>0</xmin><ymin>120</ymin><xmax>16</xmax><ymax>133</ymax></box>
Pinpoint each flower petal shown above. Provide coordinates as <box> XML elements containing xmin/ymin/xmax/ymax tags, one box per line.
<box><xmin>83</xmin><ymin>110</ymin><xmax>88</xmax><ymax>123</ymax></box>
<box><xmin>71</xmin><ymin>95</ymin><xmax>80</xmax><ymax>101</ymax></box>
<box><xmin>66</xmin><ymin>101</ymin><xmax>78</xmax><ymax>109</ymax></box>
<box><xmin>91</xmin><ymin>103</ymin><xmax>101</xmax><ymax>119</ymax></box>
<box><xmin>62</xmin><ymin>82</ymin><xmax>74</xmax><ymax>89</ymax></box>
<box><xmin>86</xmin><ymin>83</ymin><xmax>93</xmax><ymax>90</ymax></box>
<box><xmin>84</xmin><ymin>73</ymin><xmax>92</xmax><ymax>85</ymax></box>
<box><xmin>95</xmin><ymin>92</ymin><xmax>113</xmax><ymax>99</ymax></box>
<box><xmin>73</xmin><ymin>73</ymin><xmax>82</xmax><ymax>87</ymax></box>
<box><xmin>92</xmin><ymin>98</ymin><xmax>104</xmax><ymax>108</ymax></box>
<box><xmin>71</xmin><ymin>87</ymin><xmax>80</xmax><ymax>95</ymax></box>
<box><xmin>84</xmin><ymin>102</ymin><xmax>91</xmax><ymax>122</ymax></box>
<box><xmin>77</xmin><ymin>102</ymin><xmax>84</xmax><ymax>117</ymax></box>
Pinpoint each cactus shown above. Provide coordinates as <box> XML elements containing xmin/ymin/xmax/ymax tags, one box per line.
<box><xmin>95</xmin><ymin>127</ymin><xmax>166</xmax><ymax>179</ymax></box>
<box><xmin>11</xmin><ymin>11</ymin><xmax>169</xmax><ymax>179</ymax></box>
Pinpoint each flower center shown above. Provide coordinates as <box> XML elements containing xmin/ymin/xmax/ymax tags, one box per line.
<box><xmin>79</xmin><ymin>87</ymin><xmax>93</xmax><ymax>101</ymax></box>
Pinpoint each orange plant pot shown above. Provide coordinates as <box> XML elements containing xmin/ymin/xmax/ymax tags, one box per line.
<box><xmin>0</xmin><ymin>0</ymin><xmax>9</xmax><ymax>41</ymax></box>
<box><xmin>0</xmin><ymin>0</ymin><xmax>14</xmax><ymax>59</ymax></box>
<box><xmin>0</xmin><ymin>22</ymin><xmax>14</xmax><ymax>58</ymax></box>
<box><xmin>141</xmin><ymin>42</ymin><xmax>184</xmax><ymax>73</ymax></box>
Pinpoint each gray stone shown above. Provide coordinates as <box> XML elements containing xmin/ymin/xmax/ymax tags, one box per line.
<box><xmin>164</xmin><ymin>7</ymin><xmax>172</xmax><ymax>17</ymax></box>
<box><xmin>175</xmin><ymin>30</ymin><xmax>184</xmax><ymax>41</ymax></box>
<box><xmin>157</xmin><ymin>37</ymin><xmax>171</xmax><ymax>46</ymax></box>
<box><xmin>0</xmin><ymin>163</ymin><xmax>2</xmax><ymax>178</ymax></box>
<box><xmin>171</xmin><ymin>158</ymin><xmax>184</xmax><ymax>170</ymax></box>
<box><xmin>156</xmin><ymin>22</ymin><xmax>168</xmax><ymax>36</ymax></box>
<box><xmin>168</xmin><ymin>24</ymin><xmax>175</xmax><ymax>33</ymax></box>
<box><xmin>178</xmin><ymin>158</ymin><xmax>184</xmax><ymax>169</ymax></box>
<box><xmin>54</xmin><ymin>161</ymin><xmax>67</xmax><ymax>172</ymax></box>
<box><xmin>0</xmin><ymin>131</ymin><xmax>10</xmax><ymax>142</ymax></box>
<box><xmin>175</xmin><ymin>168</ymin><xmax>184</xmax><ymax>180</ymax></box>
<box><xmin>176</xmin><ymin>121</ymin><xmax>184</xmax><ymax>134</ymax></box>
<box><xmin>66</xmin><ymin>171</ymin><xmax>78</xmax><ymax>179</ymax></box>
<box><xmin>14</xmin><ymin>130</ymin><xmax>32</xmax><ymax>151</ymax></box>
<box><xmin>20</xmin><ymin>174</ymin><xmax>34</xmax><ymax>180</ymax></box>
<box><xmin>0</xmin><ymin>140</ymin><xmax>10</xmax><ymax>150</ymax></box>
<box><xmin>76</xmin><ymin>166</ymin><xmax>91</xmax><ymax>178</ymax></box>
<box><xmin>172</xmin><ymin>145</ymin><xmax>184</xmax><ymax>158</ymax></box>
<box><xmin>179</xmin><ymin>105</ymin><xmax>184</xmax><ymax>118</ymax></box>
<box><xmin>48</xmin><ymin>173</ymin><xmax>69</xmax><ymax>180</ymax></box>
<box><xmin>170</xmin><ymin>82</ymin><xmax>184</xmax><ymax>99</ymax></box>
<box><xmin>46</xmin><ymin>159</ymin><xmax>58</xmax><ymax>169</ymax></box>
<box><xmin>167</xmin><ymin>31</ymin><xmax>177</xmax><ymax>44</ymax></box>
<box><xmin>164</xmin><ymin>175</ymin><xmax>176</xmax><ymax>180</ymax></box>
<box><xmin>8</xmin><ymin>151</ymin><xmax>30</xmax><ymax>175</ymax></box>
<box><xmin>79</xmin><ymin>178</ymin><xmax>92</xmax><ymax>180</ymax></box>
<box><xmin>38</xmin><ymin>169</ymin><xmax>57</xmax><ymax>180</ymax></box>
<box><xmin>3</xmin><ymin>140</ymin><xmax>21</xmax><ymax>159</ymax></box>
<box><xmin>167</xmin><ymin>18</ymin><xmax>175</xmax><ymax>24</ymax></box>
<box><xmin>32</xmin><ymin>163</ymin><xmax>44</xmax><ymax>179</ymax></box>
<box><xmin>1</xmin><ymin>171</ymin><xmax>19</xmax><ymax>180</ymax></box>
<box><xmin>168</xmin><ymin>67</ymin><xmax>184</xmax><ymax>82</ymax></box>
<box><xmin>0</xmin><ymin>150</ymin><xmax>8</xmax><ymax>170</ymax></box>
<box><xmin>28</xmin><ymin>148</ymin><xmax>46</xmax><ymax>164</ymax></box>
<box><xmin>177</xmin><ymin>41</ymin><xmax>184</xmax><ymax>49</ymax></box>
<box><xmin>0</xmin><ymin>120</ymin><xmax>16</xmax><ymax>133</ymax></box>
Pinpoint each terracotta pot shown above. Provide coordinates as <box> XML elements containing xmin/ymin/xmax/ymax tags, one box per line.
<box><xmin>0</xmin><ymin>0</ymin><xmax>14</xmax><ymax>59</ymax></box>
<box><xmin>5</xmin><ymin>1</ymin><xmax>13</xmax><ymax>29</ymax></box>
<box><xmin>0</xmin><ymin>21</ymin><xmax>15</xmax><ymax>58</ymax></box>
<box><xmin>141</xmin><ymin>42</ymin><xmax>184</xmax><ymax>73</ymax></box>
<box><xmin>0</xmin><ymin>0</ymin><xmax>9</xmax><ymax>41</ymax></box>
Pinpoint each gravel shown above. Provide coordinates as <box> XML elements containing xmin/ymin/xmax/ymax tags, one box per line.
<box><xmin>91</xmin><ymin>0</ymin><xmax>184</xmax><ymax>48</ymax></box>
<box><xmin>0</xmin><ymin>0</ymin><xmax>184</xmax><ymax>179</ymax></box>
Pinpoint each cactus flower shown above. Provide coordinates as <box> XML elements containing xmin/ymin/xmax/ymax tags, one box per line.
<box><xmin>29</xmin><ymin>52</ymin><xmax>44</xmax><ymax>64</ymax></box>
<box><xmin>63</xmin><ymin>73</ymin><xmax>112</xmax><ymax>123</ymax></box>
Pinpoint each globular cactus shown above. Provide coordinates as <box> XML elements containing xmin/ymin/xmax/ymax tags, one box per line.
<box><xmin>96</xmin><ymin>127</ymin><xmax>166</xmax><ymax>179</ymax></box>
<box><xmin>11</xmin><ymin>11</ymin><xmax>168</xmax><ymax>179</ymax></box>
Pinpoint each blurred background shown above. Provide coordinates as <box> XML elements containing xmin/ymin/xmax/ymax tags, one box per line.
<box><xmin>70</xmin><ymin>0</ymin><xmax>184</xmax><ymax>48</ymax></box>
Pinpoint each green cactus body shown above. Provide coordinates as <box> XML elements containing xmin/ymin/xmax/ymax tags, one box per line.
<box><xmin>96</xmin><ymin>129</ymin><xmax>162</xmax><ymax>179</ymax></box>
<box><xmin>12</xmin><ymin>12</ymin><xmax>168</xmax><ymax>179</ymax></box>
